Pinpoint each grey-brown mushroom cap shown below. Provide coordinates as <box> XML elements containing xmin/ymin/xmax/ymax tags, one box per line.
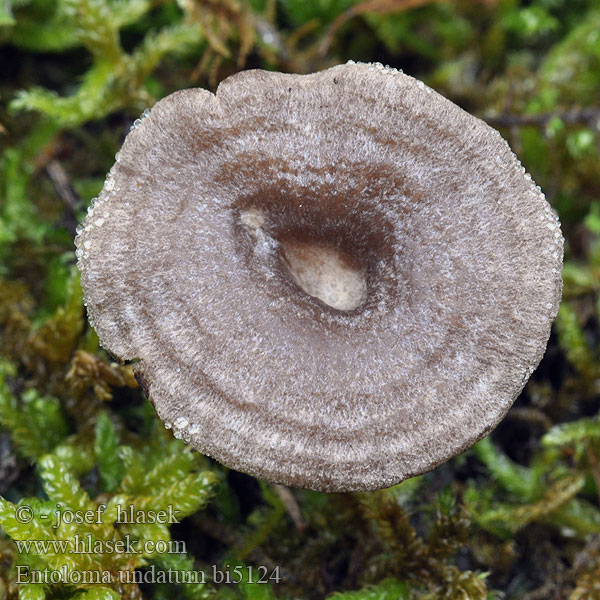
<box><xmin>76</xmin><ymin>62</ymin><xmax>563</xmax><ymax>492</ymax></box>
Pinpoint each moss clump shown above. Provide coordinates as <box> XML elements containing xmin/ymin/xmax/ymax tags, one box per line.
<box><xmin>1</xmin><ymin>0</ymin><xmax>600</xmax><ymax>598</ymax></box>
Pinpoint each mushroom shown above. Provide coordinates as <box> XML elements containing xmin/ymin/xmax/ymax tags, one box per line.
<box><xmin>75</xmin><ymin>62</ymin><xmax>563</xmax><ymax>492</ymax></box>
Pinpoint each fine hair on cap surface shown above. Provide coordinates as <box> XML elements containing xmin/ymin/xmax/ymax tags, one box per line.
<box><xmin>76</xmin><ymin>62</ymin><xmax>563</xmax><ymax>492</ymax></box>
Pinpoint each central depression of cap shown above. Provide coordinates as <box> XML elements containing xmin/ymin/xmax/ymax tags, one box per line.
<box><xmin>76</xmin><ymin>63</ymin><xmax>563</xmax><ymax>492</ymax></box>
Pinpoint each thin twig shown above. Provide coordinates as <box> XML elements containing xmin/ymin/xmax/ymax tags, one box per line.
<box><xmin>319</xmin><ymin>0</ymin><xmax>446</xmax><ymax>56</ymax></box>
<box><xmin>585</xmin><ymin>443</ymin><xmax>600</xmax><ymax>504</ymax></box>
<box><xmin>272</xmin><ymin>484</ymin><xmax>306</xmax><ymax>533</ymax></box>
<box><xmin>507</xmin><ymin>407</ymin><xmax>553</xmax><ymax>431</ymax></box>
<box><xmin>46</xmin><ymin>159</ymin><xmax>79</xmax><ymax>211</ymax></box>
<box><xmin>484</xmin><ymin>107</ymin><xmax>600</xmax><ymax>129</ymax></box>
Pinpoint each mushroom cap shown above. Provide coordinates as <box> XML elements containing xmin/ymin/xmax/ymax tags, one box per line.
<box><xmin>76</xmin><ymin>62</ymin><xmax>563</xmax><ymax>492</ymax></box>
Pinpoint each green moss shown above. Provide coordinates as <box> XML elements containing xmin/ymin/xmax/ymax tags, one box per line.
<box><xmin>1</xmin><ymin>0</ymin><xmax>600</xmax><ymax>598</ymax></box>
